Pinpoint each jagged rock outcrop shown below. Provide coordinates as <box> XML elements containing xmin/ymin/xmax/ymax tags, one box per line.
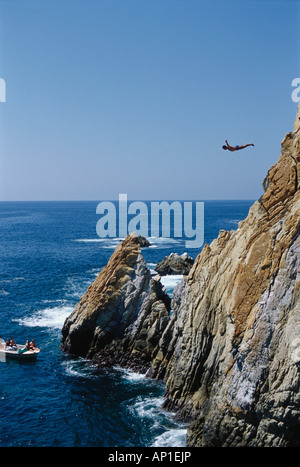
<box><xmin>155</xmin><ymin>252</ymin><xmax>194</xmax><ymax>276</ymax></box>
<box><xmin>61</xmin><ymin>233</ymin><xmax>170</xmax><ymax>372</ymax></box>
<box><xmin>150</xmin><ymin>105</ymin><xmax>300</xmax><ymax>446</ymax></box>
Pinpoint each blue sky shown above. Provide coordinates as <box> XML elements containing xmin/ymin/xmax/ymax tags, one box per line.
<box><xmin>0</xmin><ymin>0</ymin><xmax>299</xmax><ymax>201</ymax></box>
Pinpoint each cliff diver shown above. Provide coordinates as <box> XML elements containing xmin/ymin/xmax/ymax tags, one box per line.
<box><xmin>222</xmin><ymin>140</ymin><xmax>254</xmax><ymax>152</ymax></box>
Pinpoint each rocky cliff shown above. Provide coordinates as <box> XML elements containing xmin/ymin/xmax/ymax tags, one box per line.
<box><xmin>150</xmin><ymin>105</ymin><xmax>300</xmax><ymax>446</ymax></box>
<box><xmin>61</xmin><ymin>106</ymin><xmax>300</xmax><ymax>447</ymax></box>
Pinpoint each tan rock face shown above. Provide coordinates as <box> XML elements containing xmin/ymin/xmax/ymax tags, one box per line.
<box><xmin>61</xmin><ymin>233</ymin><xmax>171</xmax><ymax>371</ymax></box>
<box><xmin>150</xmin><ymin>106</ymin><xmax>300</xmax><ymax>446</ymax></box>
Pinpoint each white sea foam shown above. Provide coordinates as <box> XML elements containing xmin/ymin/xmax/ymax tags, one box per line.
<box><xmin>75</xmin><ymin>236</ymin><xmax>184</xmax><ymax>250</ymax></box>
<box><xmin>131</xmin><ymin>396</ymin><xmax>187</xmax><ymax>447</ymax></box>
<box><xmin>148</xmin><ymin>237</ymin><xmax>182</xmax><ymax>249</ymax></box>
<box><xmin>224</xmin><ymin>218</ymin><xmax>240</xmax><ymax>225</ymax></box>
<box><xmin>147</xmin><ymin>263</ymin><xmax>157</xmax><ymax>275</ymax></box>
<box><xmin>116</xmin><ymin>367</ymin><xmax>148</xmax><ymax>382</ymax></box>
<box><xmin>0</xmin><ymin>289</ymin><xmax>9</xmax><ymax>296</ymax></box>
<box><xmin>15</xmin><ymin>305</ymin><xmax>73</xmax><ymax>330</ymax></box>
<box><xmin>74</xmin><ymin>238</ymin><xmax>125</xmax><ymax>249</ymax></box>
<box><xmin>0</xmin><ymin>277</ymin><xmax>25</xmax><ymax>284</ymax></box>
<box><xmin>160</xmin><ymin>275</ymin><xmax>183</xmax><ymax>293</ymax></box>
<box><xmin>151</xmin><ymin>428</ymin><xmax>187</xmax><ymax>447</ymax></box>
<box><xmin>133</xmin><ymin>396</ymin><xmax>165</xmax><ymax>423</ymax></box>
<box><xmin>62</xmin><ymin>359</ymin><xmax>98</xmax><ymax>380</ymax></box>
<box><xmin>74</xmin><ymin>238</ymin><xmax>107</xmax><ymax>242</ymax></box>
<box><xmin>63</xmin><ymin>276</ymin><xmax>93</xmax><ymax>300</ymax></box>
<box><xmin>88</xmin><ymin>267</ymin><xmax>102</xmax><ymax>277</ymax></box>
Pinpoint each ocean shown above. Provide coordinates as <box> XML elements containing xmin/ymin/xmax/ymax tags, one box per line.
<box><xmin>0</xmin><ymin>200</ymin><xmax>253</xmax><ymax>447</ymax></box>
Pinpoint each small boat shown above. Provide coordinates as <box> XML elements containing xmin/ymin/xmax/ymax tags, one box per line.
<box><xmin>0</xmin><ymin>339</ymin><xmax>40</xmax><ymax>361</ymax></box>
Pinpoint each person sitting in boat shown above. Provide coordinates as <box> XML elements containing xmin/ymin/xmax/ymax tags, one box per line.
<box><xmin>30</xmin><ymin>339</ymin><xmax>40</xmax><ymax>351</ymax></box>
<box><xmin>25</xmin><ymin>340</ymin><xmax>33</xmax><ymax>351</ymax></box>
<box><xmin>6</xmin><ymin>338</ymin><xmax>17</xmax><ymax>350</ymax></box>
<box><xmin>24</xmin><ymin>339</ymin><xmax>40</xmax><ymax>352</ymax></box>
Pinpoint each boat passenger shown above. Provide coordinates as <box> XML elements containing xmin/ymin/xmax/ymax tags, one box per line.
<box><xmin>10</xmin><ymin>338</ymin><xmax>17</xmax><ymax>349</ymax></box>
<box><xmin>30</xmin><ymin>340</ymin><xmax>40</xmax><ymax>351</ymax></box>
<box><xmin>5</xmin><ymin>338</ymin><xmax>17</xmax><ymax>351</ymax></box>
<box><xmin>25</xmin><ymin>340</ymin><xmax>33</xmax><ymax>351</ymax></box>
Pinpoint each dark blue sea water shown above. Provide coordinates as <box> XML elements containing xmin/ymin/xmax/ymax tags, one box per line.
<box><xmin>0</xmin><ymin>200</ymin><xmax>253</xmax><ymax>447</ymax></box>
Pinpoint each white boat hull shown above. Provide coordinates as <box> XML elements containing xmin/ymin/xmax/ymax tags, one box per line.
<box><xmin>0</xmin><ymin>343</ymin><xmax>40</xmax><ymax>361</ymax></box>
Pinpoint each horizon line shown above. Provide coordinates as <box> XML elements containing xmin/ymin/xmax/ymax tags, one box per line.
<box><xmin>0</xmin><ymin>198</ymin><xmax>257</xmax><ymax>203</ymax></box>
